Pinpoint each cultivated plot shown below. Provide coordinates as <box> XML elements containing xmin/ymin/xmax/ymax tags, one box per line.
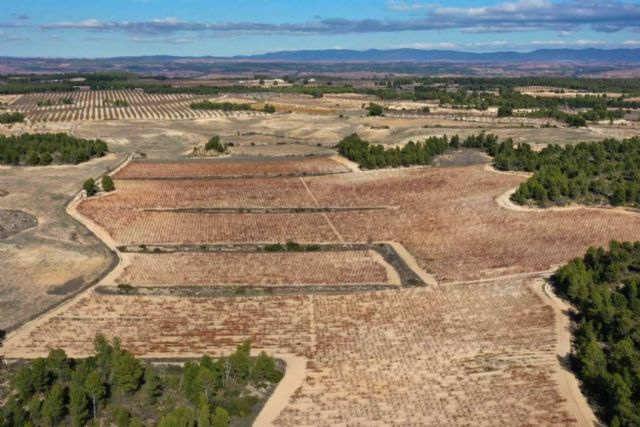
<box><xmin>80</xmin><ymin>160</ymin><xmax>640</xmax><ymax>282</ymax></box>
<box><xmin>8</xmin><ymin>91</ymin><xmax>269</xmax><ymax>122</ymax></box>
<box><xmin>2</xmin><ymin>278</ymin><xmax>580</xmax><ymax>426</ymax></box>
<box><xmin>114</xmin><ymin>250</ymin><xmax>397</xmax><ymax>287</ymax></box>
<box><xmin>113</xmin><ymin>156</ymin><xmax>351</xmax><ymax>179</ymax></box>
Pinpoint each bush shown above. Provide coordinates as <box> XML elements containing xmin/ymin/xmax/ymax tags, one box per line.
<box><xmin>263</xmin><ymin>243</ymin><xmax>284</xmax><ymax>252</ymax></box>
<box><xmin>102</xmin><ymin>175</ymin><xmax>115</xmax><ymax>192</ymax></box>
<box><xmin>116</xmin><ymin>284</ymin><xmax>133</xmax><ymax>294</ymax></box>
<box><xmin>366</xmin><ymin>103</ymin><xmax>384</xmax><ymax>116</ymax></box>
<box><xmin>205</xmin><ymin>136</ymin><xmax>226</xmax><ymax>153</ymax></box>
<box><xmin>83</xmin><ymin>178</ymin><xmax>97</xmax><ymax>196</ymax></box>
<box><xmin>497</xmin><ymin>105</ymin><xmax>513</xmax><ymax>117</ymax></box>
<box><xmin>262</xmin><ymin>103</ymin><xmax>276</xmax><ymax>113</ymax></box>
<box><xmin>285</xmin><ymin>240</ymin><xmax>301</xmax><ymax>251</ymax></box>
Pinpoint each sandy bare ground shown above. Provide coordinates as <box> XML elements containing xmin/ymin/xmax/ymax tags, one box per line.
<box><xmin>328</xmin><ymin>154</ymin><xmax>361</xmax><ymax>173</ymax></box>
<box><xmin>535</xmin><ymin>280</ymin><xmax>601</xmax><ymax>427</ymax></box>
<box><xmin>253</xmin><ymin>354</ymin><xmax>307</xmax><ymax>427</ymax></box>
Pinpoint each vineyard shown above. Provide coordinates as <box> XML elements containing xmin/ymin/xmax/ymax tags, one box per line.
<box><xmin>113</xmin><ymin>156</ymin><xmax>351</xmax><ymax>179</ymax></box>
<box><xmin>79</xmin><ymin>161</ymin><xmax>640</xmax><ymax>281</ymax></box>
<box><xmin>103</xmin><ymin>178</ymin><xmax>319</xmax><ymax>209</ymax></box>
<box><xmin>4</xmin><ymin>153</ymin><xmax>626</xmax><ymax>425</ymax></box>
<box><xmin>2</xmin><ymin>278</ymin><xmax>579</xmax><ymax>426</ymax></box>
<box><xmin>115</xmin><ymin>250</ymin><xmax>395</xmax><ymax>287</ymax></box>
<box><xmin>7</xmin><ymin>90</ymin><xmax>269</xmax><ymax>122</ymax></box>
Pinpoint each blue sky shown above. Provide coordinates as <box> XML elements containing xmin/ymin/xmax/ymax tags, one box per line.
<box><xmin>1</xmin><ymin>0</ymin><xmax>640</xmax><ymax>57</ymax></box>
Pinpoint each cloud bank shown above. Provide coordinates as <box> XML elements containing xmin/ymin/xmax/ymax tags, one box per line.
<box><xmin>33</xmin><ymin>0</ymin><xmax>640</xmax><ymax>37</ymax></box>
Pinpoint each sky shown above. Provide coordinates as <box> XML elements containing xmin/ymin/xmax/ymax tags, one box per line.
<box><xmin>1</xmin><ymin>0</ymin><xmax>640</xmax><ymax>57</ymax></box>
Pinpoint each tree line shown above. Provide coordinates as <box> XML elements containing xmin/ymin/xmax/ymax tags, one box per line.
<box><xmin>337</xmin><ymin>131</ymin><xmax>640</xmax><ymax>209</ymax></box>
<box><xmin>0</xmin><ymin>336</ymin><xmax>282</xmax><ymax>427</ymax></box>
<box><xmin>189</xmin><ymin>101</ymin><xmax>275</xmax><ymax>113</ymax></box>
<box><xmin>0</xmin><ymin>133</ymin><xmax>108</xmax><ymax>166</ymax></box>
<box><xmin>415</xmin><ymin>85</ymin><xmax>640</xmax><ymax>112</ymax></box>
<box><xmin>460</xmin><ymin>133</ymin><xmax>640</xmax><ymax>208</ymax></box>
<box><xmin>552</xmin><ymin>241</ymin><xmax>640</xmax><ymax>427</ymax></box>
<box><xmin>336</xmin><ymin>133</ymin><xmax>450</xmax><ymax>169</ymax></box>
<box><xmin>522</xmin><ymin>107</ymin><xmax>625</xmax><ymax>127</ymax></box>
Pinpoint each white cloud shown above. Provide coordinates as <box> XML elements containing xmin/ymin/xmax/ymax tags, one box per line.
<box><xmin>36</xmin><ymin>1</ymin><xmax>640</xmax><ymax>36</ymax></box>
<box><xmin>575</xmin><ymin>39</ymin><xmax>606</xmax><ymax>45</ymax></box>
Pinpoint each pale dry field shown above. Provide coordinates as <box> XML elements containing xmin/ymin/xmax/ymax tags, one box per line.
<box><xmin>0</xmin><ymin>155</ymin><xmax>122</xmax><ymax>330</ymax></box>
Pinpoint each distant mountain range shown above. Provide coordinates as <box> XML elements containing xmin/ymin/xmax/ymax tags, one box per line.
<box><xmin>231</xmin><ymin>48</ymin><xmax>640</xmax><ymax>62</ymax></box>
<box><xmin>4</xmin><ymin>48</ymin><xmax>638</xmax><ymax>63</ymax></box>
<box><xmin>2</xmin><ymin>48</ymin><xmax>639</xmax><ymax>77</ymax></box>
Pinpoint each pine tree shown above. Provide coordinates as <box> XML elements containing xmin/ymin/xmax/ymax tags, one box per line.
<box><xmin>211</xmin><ymin>407</ymin><xmax>230</xmax><ymax>427</ymax></box>
<box><xmin>27</xmin><ymin>395</ymin><xmax>42</xmax><ymax>425</ymax></box>
<box><xmin>198</xmin><ymin>397</ymin><xmax>211</xmax><ymax>427</ymax></box>
<box><xmin>113</xmin><ymin>351</ymin><xmax>144</xmax><ymax>394</ymax></box>
<box><xmin>41</xmin><ymin>383</ymin><xmax>65</xmax><ymax>427</ymax></box>
<box><xmin>84</xmin><ymin>370</ymin><xmax>105</xmax><ymax>419</ymax></box>
<box><xmin>69</xmin><ymin>380</ymin><xmax>90</xmax><ymax>427</ymax></box>
<box><xmin>143</xmin><ymin>363</ymin><xmax>163</xmax><ymax>404</ymax></box>
<box><xmin>47</xmin><ymin>348</ymin><xmax>70</xmax><ymax>383</ymax></box>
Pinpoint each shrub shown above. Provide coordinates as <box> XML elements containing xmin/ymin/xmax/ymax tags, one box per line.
<box><xmin>205</xmin><ymin>136</ymin><xmax>226</xmax><ymax>153</ymax></box>
<box><xmin>263</xmin><ymin>243</ymin><xmax>284</xmax><ymax>252</ymax></box>
<box><xmin>83</xmin><ymin>178</ymin><xmax>97</xmax><ymax>196</ymax></box>
<box><xmin>262</xmin><ymin>103</ymin><xmax>276</xmax><ymax>113</ymax></box>
<box><xmin>497</xmin><ymin>105</ymin><xmax>513</xmax><ymax>117</ymax></box>
<box><xmin>366</xmin><ymin>103</ymin><xmax>384</xmax><ymax>116</ymax></box>
<box><xmin>102</xmin><ymin>175</ymin><xmax>115</xmax><ymax>192</ymax></box>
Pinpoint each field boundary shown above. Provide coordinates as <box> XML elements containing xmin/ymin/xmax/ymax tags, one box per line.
<box><xmin>95</xmin><ymin>284</ymin><xmax>399</xmax><ymax>297</ymax></box>
<box><xmin>299</xmin><ymin>176</ymin><xmax>345</xmax><ymax>243</ymax></box>
<box><xmin>107</xmin><ymin>242</ymin><xmax>429</xmax><ymax>292</ymax></box>
<box><xmin>139</xmin><ymin>206</ymin><xmax>392</xmax><ymax>214</ymax></box>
